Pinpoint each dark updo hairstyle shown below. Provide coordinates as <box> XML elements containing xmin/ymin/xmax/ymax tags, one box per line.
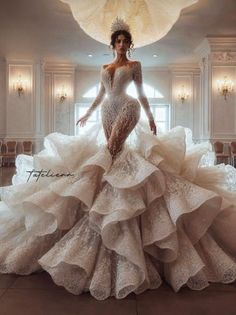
<box><xmin>110</xmin><ymin>30</ymin><xmax>134</xmax><ymax>50</ymax></box>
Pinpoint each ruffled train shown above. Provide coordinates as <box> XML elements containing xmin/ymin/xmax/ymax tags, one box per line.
<box><xmin>0</xmin><ymin>124</ymin><xmax>236</xmax><ymax>300</ymax></box>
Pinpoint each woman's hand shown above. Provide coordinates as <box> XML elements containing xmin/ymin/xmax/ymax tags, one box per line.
<box><xmin>76</xmin><ymin>114</ymin><xmax>89</xmax><ymax>127</ymax></box>
<box><xmin>149</xmin><ymin>119</ymin><xmax>157</xmax><ymax>135</ymax></box>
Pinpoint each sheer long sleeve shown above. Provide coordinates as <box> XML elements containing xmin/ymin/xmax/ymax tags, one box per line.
<box><xmin>86</xmin><ymin>70</ymin><xmax>106</xmax><ymax>117</ymax></box>
<box><xmin>133</xmin><ymin>61</ymin><xmax>154</xmax><ymax>122</ymax></box>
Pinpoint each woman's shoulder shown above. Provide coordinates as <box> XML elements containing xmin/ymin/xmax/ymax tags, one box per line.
<box><xmin>127</xmin><ymin>60</ymin><xmax>141</xmax><ymax>68</ymax></box>
<box><xmin>129</xmin><ymin>60</ymin><xmax>141</xmax><ymax>65</ymax></box>
<box><xmin>130</xmin><ymin>61</ymin><xmax>142</xmax><ymax>73</ymax></box>
<box><xmin>129</xmin><ymin>61</ymin><xmax>142</xmax><ymax>71</ymax></box>
<box><xmin>102</xmin><ymin>64</ymin><xmax>110</xmax><ymax>70</ymax></box>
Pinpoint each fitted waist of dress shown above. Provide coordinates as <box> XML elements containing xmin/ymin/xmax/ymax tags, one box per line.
<box><xmin>106</xmin><ymin>91</ymin><xmax>137</xmax><ymax>99</ymax></box>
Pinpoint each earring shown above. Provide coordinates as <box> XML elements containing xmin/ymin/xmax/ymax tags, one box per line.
<box><xmin>128</xmin><ymin>43</ymin><xmax>134</xmax><ymax>58</ymax></box>
<box><xmin>127</xmin><ymin>48</ymin><xmax>131</xmax><ymax>58</ymax></box>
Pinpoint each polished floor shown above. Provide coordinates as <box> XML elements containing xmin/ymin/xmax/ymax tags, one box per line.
<box><xmin>0</xmin><ymin>166</ymin><xmax>236</xmax><ymax>315</ymax></box>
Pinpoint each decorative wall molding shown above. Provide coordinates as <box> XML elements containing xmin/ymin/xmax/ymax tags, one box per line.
<box><xmin>0</xmin><ymin>60</ymin><xmax>6</xmax><ymax>136</ymax></box>
<box><xmin>211</xmin><ymin>135</ymin><xmax>236</xmax><ymax>141</ymax></box>
<box><xmin>168</xmin><ymin>64</ymin><xmax>200</xmax><ymax>74</ymax></box>
<box><xmin>192</xmin><ymin>74</ymin><xmax>201</xmax><ymax>139</ymax></box>
<box><xmin>45</xmin><ymin>73</ymin><xmax>53</xmax><ymax>134</ymax></box>
<box><xmin>195</xmin><ymin>37</ymin><xmax>236</xmax><ymax>59</ymax></box>
<box><xmin>54</xmin><ymin>73</ymin><xmax>74</xmax><ymax>135</ymax></box>
<box><xmin>44</xmin><ymin>63</ymin><xmax>77</xmax><ymax>74</ymax></box>
<box><xmin>5</xmin><ymin>59</ymin><xmax>42</xmax><ymax>69</ymax></box>
<box><xmin>171</xmin><ymin>73</ymin><xmax>195</xmax><ymax>133</ymax></box>
<box><xmin>3</xmin><ymin>59</ymin><xmax>46</xmax><ymax>148</ymax></box>
<box><xmin>207</xmin><ymin>36</ymin><xmax>236</xmax><ymax>51</ymax></box>
<box><xmin>195</xmin><ymin>36</ymin><xmax>236</xmax><ymax>141</ymax></box>
<box><xmin>211</xmin><ymin>52</ymin><xmax>236</xmax><ymax>63</ymax></box>
<box><xmin>7</xmin><ymin>63</ymin><xmax>34</xmax><ymax>136</ymax></box>
<box><xmin>34</xmin><ymin>62</ymin><xmax>45</xmax><ymax>137</ymax></box>
<box><xmin>44</xmin><ymin>63</ymin><xmax>75</xmax><ymax>135</ymax></box>
<box><xmin>211</xmin><ymin>65</ymin><xmax>236</xmax><ymax>139</ymax></box>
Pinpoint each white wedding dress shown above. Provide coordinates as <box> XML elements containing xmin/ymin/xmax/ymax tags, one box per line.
<box><xmin>0</xmin><ymin>61</ymin><xmax>236</xmax><ymax>300</ymax></box>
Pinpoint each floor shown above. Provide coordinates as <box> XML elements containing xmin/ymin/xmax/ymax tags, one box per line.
<box><xmin>0</xmin><ymin>273</ymin><xmax>236</xmax><ymax>315</ymax></box>
<box><xmin>0</xmin><ymin>167</ymin><xmax>236</xmax><ymax>315</ymax></box>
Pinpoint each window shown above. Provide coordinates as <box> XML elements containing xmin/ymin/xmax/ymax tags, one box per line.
<box><xmin>76</xmin><ymin>83</ymin><xmax>170</xmax><ymax>135</ymax></box>
<box><xmin>147</xmin><ymin>104</ymin><xmax>170</xmax><ymax>133</ymax></box>
<box><xmin>82</xmin><ymin>82</ymin><xmax>164</xmax><ymax>99</ymax></box>
<box><xmin>126</xmin><ymin>82</ymin><xmax>164</xmax><ymax>99</ymax></box>
<box><xmin>83</xmin><ymin>84</ymin><xmax>101</xmax><ymax>98</ymax></box>
<box><xmin>75</xmin><ymin>103</ymin><xmax>101</xmax><ymax>135</ymax></box>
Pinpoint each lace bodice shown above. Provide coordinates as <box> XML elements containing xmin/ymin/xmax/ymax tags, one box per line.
<box><xmin>101</xmin><ymin>62</ymin><xmax>141</xmax><ymax>96</ymax></box>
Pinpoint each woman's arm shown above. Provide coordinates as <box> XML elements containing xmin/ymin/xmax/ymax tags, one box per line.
<box><xmin>133</xmin><ymin>61</ymin><xmax>157</xmax><ymax>134</ymax></box>
<box><xmin>76</xmin><ymin>73</ymin><xmax>105</xmax><ymax>127</ymax></box>
<box><xmin>85</xmin><ymin>82</ymin><xmax>105</xmax><ymax>118</ymax></box>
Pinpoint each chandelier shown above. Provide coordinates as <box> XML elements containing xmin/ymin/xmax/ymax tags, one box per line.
<box><xmin>60</xmin><ymin>0</ymin><xmax>198</xmax><ymax>48</ymax></box>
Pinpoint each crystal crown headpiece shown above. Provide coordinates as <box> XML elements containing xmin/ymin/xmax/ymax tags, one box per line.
<box><xmin>110</xmin><ymin>17</ymin><xmax>130</xmax><ymax>34</ymax></box>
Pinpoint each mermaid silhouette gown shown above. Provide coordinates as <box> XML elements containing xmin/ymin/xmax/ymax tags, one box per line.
<box><xmin>1</xmin><ymin>62</ymin><xmax>236</xmax><ymax>300</ymax></box>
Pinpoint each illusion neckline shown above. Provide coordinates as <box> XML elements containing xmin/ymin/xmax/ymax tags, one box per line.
<box><xmin>102</xmin><ymin>62</ymin><xmax>137</xmax><ymax>89</ymax></box>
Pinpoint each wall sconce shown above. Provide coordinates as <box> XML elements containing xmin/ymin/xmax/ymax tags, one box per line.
<box><xmin>177</xmin><ymin>85</ymin><xmax>190</xmax><ymax>103</ymax></box>
<box><xmin>12</xmin><ymin>75</ymin><xmax>27</xmax><ymax>97</ymax></box>
<box><xmin>217</xmin><ymin>76</ymin><xmax>234</xmax><ymax>101</ymax></box>
<box><xmin>56</xmin><ymin>85</ymin><xmax>67</xmax><ymax>102</ymax></box>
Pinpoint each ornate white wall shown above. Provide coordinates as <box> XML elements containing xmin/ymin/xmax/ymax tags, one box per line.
<box><xmin>44</xmin><ymin>64</ymin><xmax>75</xmax><ymax>137</ymax></box>
<box><xmin>1</xmin><ymin>60</ymin><xmax>45</xmax><ymax>152</ymax></box>
<box><xmin>1</xmin><ymin>36</ymin><xmax>236</xmax><ymax>154</ymax></box>
<box><xmin>195</xmin><ymin>37</ymin><xmax>236</xmax><ymax>143</ymax></box>
<box><xmin>170</xmin><ymin>66</ymin><xmax>200</xmax><ymax>139</ymax></box>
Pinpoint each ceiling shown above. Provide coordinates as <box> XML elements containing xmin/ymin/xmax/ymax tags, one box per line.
<box><xmin>0</xmin><ymin>0</ymin><xmax>236</xmax><ymax>68</ymax></box>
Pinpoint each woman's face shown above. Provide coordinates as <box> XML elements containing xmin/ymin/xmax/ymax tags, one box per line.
<box><xmin>114</xmin><ymin>34</ymin><xmax>130</xmax><ymax>55</ymax></box>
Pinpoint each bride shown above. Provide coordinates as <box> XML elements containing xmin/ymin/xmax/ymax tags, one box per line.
<box><xmin>76</xmin><ymin>20</ymin><xmax>157</xmax><ymax>159</ymax></box>
<box><xmin>0</xmin><ymin>18</ymin><xmax>236</xmax><ymax>301</ymax></box>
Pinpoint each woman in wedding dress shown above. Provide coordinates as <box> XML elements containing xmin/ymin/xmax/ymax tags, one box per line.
<box><xmin>76</xmin><ymin>24</ymin><xmax>157</xmax><ymax>158</ymax></box>
<box><xmin>0</xmin><ymin>18</ymin><xmax>236</xmax><ymax>301</ymax></box>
